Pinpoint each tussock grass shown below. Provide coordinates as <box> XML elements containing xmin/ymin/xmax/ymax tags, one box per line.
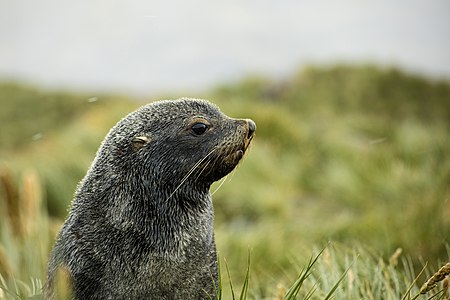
<box><xmin>1</xmin><ymin>241</ymin><xmax>448</xmax><ymax>299</ymax></box>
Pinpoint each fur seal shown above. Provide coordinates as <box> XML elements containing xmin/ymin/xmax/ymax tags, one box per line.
<box><xmin>45</xmin><ymin>98</ymin><xmax>256</xmax><ymax>299</ymax></box>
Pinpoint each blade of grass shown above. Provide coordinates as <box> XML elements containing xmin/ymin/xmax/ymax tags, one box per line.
<box><xmin>403</xmin><ymin>262</ymin><xmax>428</xmax><ymax>300</ymax></box>
<box><xmin>224</xmin><ymin>257</ymin><xmax>236</xmax><ymax>300</ymax></box>
<box><xmin>216</xmin><ymin>253</ymin><xmax>223</xmax><ymax>300</ymax></box>
<box><xmin>323</xmin><ymin>259</ymin><xmax>355</xmax><ymax>300</ymax></box>
<box><xmin>304</xmin><ymin>283</ymin><xmax>319</xmax><ymax>300</ymax></box>
<box><xmin>239</xmin><ymin>250</ymin><xmax>251</xmax><ymax>300</ymax></box>
<box><xmin>283</xmin><ymin>247</ymin><xmax>326</xmax><ymax>300</ymax></box>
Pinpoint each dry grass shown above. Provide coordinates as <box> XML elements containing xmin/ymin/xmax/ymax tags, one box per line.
<box><xmin>420</xmin><ymin>263</ymin><xmax>450</xmax><ymax>295</ymax></box>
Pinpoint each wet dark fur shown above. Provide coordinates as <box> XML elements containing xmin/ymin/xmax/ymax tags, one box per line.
<box><xmin>45</xmin><ymin>99</ymin><xmax>255</xmax><ymax>299</ymax></box>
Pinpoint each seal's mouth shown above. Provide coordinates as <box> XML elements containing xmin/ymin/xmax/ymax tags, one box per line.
<box><xmin>244</xmin><ymin>134</ymin><xmax>254</xmax><ymax>151</ymax></box>
<box><xmin>205</xmin><ymin>119</ymin><xmax>256</xmax><ymax>183</ymax></box>
<box><xmin>237</xmin><ymin>135</ymin><xmax>253</xmax><ymax>159</ymax></box>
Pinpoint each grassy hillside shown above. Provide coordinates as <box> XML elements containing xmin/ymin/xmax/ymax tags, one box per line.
<box><xmin>0</xmin><ymin>65</ymin><xmax>449</xmax><ymax>299</ymax></box>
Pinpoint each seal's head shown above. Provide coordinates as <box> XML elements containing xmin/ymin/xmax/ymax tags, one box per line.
<box><xmin>46</xmin><ymin>98</ymin><xmax>255</xmax><ymax>300</ymax></box>
<box><xmin>92</xmin><ymin>98</ymin><xmax>255</xmax><ymax>197</ymax></box>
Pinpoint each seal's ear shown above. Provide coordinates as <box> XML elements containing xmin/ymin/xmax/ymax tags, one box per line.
<box><xmin>131</xmin><ymin>136</ymin><xmax>151</xmax><ymax>151</ymax></box>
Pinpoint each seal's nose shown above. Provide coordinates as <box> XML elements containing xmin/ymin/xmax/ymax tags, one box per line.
<box><xmin>246</xmin><ymin>119</ymin><xmax>256</xmax><ymax>139</ymax></box>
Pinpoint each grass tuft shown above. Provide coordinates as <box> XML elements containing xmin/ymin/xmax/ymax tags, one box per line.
<box><xmin>282</xmin><ymin>248</ymin><xmax>325</xmax><ymax>300</ymax></box>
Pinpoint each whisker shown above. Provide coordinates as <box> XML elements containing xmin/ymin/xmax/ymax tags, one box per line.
<box><xmin>195</xmin><ymin>158</ymin><xmax>212</xmax><ymax>182</ymax></box>
<box><xmin>165</xmin><ymin>147</ymin><xmax>217</xmax><ymax>202</ymax></box>
<box><xmin>226</xmin><ymin>167</ymin><xmax>238</xmax><ymax>183</ymax></box>
<box><xmin>197</xmin><ymin>148</ymin><xmax>220</xmax><ymax>181</ymax></box>
<box><xmin>196</xmin><ymin>149</ymin><xmax>223</xmax><ymax>184</ymax></box>
<box><xmin>211</xmin><ymin>175</ymin><xmax>228</xmax><ymax>195</ymax></box>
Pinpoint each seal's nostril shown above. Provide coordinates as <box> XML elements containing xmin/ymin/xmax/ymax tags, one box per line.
<box><xmin>246</xmin><ymin>119</ymin><xmax>256</xmax><ymax>138</ymax></box>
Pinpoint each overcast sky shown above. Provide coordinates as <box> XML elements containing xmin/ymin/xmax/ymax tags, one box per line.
<box><xmin>1</xmin><ymin>0</ymin><xmax>449</xmax><ymax>94</ymax></box>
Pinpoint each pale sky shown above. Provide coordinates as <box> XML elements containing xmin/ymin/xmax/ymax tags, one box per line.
<box><xmin>1</xmin><ymin>0</ymin><xmax>449</xmax><ymax>94</ymax></box>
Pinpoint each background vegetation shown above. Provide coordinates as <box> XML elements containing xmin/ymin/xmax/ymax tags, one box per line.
<box><xmin>0</xmin><ymin>65</ymin><xmax>449</xmax><ymax>299</ymax></box>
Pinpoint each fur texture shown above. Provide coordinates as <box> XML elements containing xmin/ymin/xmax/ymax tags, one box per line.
<box><xmin>45</xmin><ymin>99</ymin><xmax>255</xmax><ymax>299</ymax></box>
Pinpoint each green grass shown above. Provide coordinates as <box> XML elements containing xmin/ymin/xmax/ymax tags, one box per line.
<box><xmin>1</xmin><ymin>241</ymin><xmax>448</xmax><ymax>299</ymax></box>
<box><xmin>0</xmin><ymin>64</ymin><xmax>449</xmax><ymax>299</ymax></box>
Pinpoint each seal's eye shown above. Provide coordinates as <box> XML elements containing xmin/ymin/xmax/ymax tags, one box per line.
<box><xmin>191</xmin><ymin>122</ymin><xmax>208</xmax><ymax>135</ymax></box>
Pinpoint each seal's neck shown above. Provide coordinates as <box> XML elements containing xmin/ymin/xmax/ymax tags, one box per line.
<box><xmin>76</xmin><ymin>169</ymin><xmax>215</xmax><ymax>249</ymax></box>
<box><xmin>91</xmin><ymin>178</ymin><xmax>215</xmax><ymax>257</ymax></box>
